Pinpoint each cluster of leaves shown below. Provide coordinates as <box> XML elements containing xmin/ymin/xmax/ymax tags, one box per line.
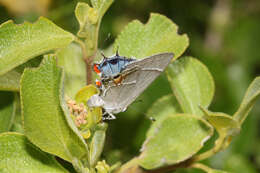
<box><xmin>0</xmin><ymin>0</ymin><xmax>259</xmax><ymax>173</ymax></box>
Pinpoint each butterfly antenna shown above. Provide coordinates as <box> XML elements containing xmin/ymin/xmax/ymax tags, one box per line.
<box><xmin>116</xmin><ymin>46</ymin><xmax>119</xmax><ymax>56</ymax></box>
<box><xmin>101</xmin><ymin>52</ymin><xmax>107</xmax><ymax>60</ymax></box>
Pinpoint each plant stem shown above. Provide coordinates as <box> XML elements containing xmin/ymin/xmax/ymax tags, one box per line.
<box><xmin>84</xmin><ymin>56</ymin><xmax>94</xmax><ymax>85</ymax></box>
<box><xmin>192</xmin><ymin>135</ymin><xmax>225</xmax><ymax>162</ymax></box>
<box><xmin>190</xmin><ymin>163</ymin><xmax>214</xmax><ymax>172</ymax></box>
<box><xmin>75</xmin><ymin>38</ymin><xmax>94</xmax><ymax>85</ymax></box>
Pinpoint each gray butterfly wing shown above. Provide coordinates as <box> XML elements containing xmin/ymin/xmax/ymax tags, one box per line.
<box><xmin>101</xmin><ymin>53</ymin><xmax>173</xmax><ymax>114</ymax></box>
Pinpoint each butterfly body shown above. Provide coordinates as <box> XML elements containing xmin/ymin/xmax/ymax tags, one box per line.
<box><xmin>94</xmin><ymin>54</ymin><xmax>136</xmax><ymax>80</ymax></box>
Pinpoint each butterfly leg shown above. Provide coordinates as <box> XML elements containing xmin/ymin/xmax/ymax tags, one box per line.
<box><xmin>102</xmin><ymin>111</ymin><xmax>116</xmax><ymax>120</ymax></box>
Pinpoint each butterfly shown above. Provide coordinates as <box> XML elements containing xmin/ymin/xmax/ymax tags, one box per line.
<box><xmin>88</xmin><ymin>52</ymin><xmax>174</xmax><ymax>120</ymax></box>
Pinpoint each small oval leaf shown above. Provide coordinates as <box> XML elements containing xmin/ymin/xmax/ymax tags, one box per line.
<box><xmin>166</xmin><ymin>57</ymin><xmax>215</xmax><ymax>117</ymax></box>
<box><xmin>139</xmin><ymin>114</ymin><xmax>213</xmax><ymax>169</ymax></box>
<box><xmin>114</xmin><ymin>13</ymin><xmax>189</xmax><ymax>59</ymax></box>
<box><xmin>146</xmin><ymin>94</ymin><xmax>182</xmax><ymax>120</ymax></box>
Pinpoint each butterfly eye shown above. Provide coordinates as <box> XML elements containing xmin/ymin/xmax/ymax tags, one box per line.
<box><xmin>93</xmin><ymin>64</ymin><xmax>101</xmax><ymax>74</ymax></box>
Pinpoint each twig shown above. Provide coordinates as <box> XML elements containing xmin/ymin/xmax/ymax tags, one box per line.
<box><xmin>75</xmin><ymin>38</ymin><xmax>94</xmax><ymax>85</ymax></box>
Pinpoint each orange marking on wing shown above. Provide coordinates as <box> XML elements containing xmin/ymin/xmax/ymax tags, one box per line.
<box><xmin>93</xmin><ymin>64</ymin><xmax>101</xmax><ymax>74</ymax></box>
<box><xmin>113</xmin><ymin>75</ymin><xmax>125</xmax><ymax>85</ymax></box>
<box><xmin>95</xmin><ymin>80</ymin><xmax>102</xmax><ymax>87</ymax></box>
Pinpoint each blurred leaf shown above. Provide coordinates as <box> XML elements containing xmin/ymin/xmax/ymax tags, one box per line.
<box><xmin>0</xmin><ymin>70</ymin><xmax>20</xmax><ymax>91</ymax></box>
<box><xmin>90</xmin><ymin>123</ymin><xmax>107</xmax><ymax>167</ymax></box>
<box><xmin>0</xmin><ymin>132</ymin><xmax>68</xmax><ymax>173</ymax></box>
<box><xmin>223</xmin><ymin>154</ymin><xmax>258</xmax><ymax>173</ymax></box>
<box><xmin>139</xmin><ymin>114</ymin><xmax>213</xmax><ymax>169</ymax></box>
<box><xmin>0</xmin><ymin>92</ymin><xmax>16</xmax><ymax>132</ymax></box>
<box><xmin>234</xmin><ymin>76</ymin><xmax>260</xmax><ymax>125</ymax></box>
<box><xmin>114</xmin><ymin>13</ymin><xmax>189</xmax><ymax>59</ymax></box>
<box><xmin>21</xmin><ymin>55</ymin><xmax>88</xmax><ymax>163</ymax></box>
<box><xmin>56</xmin><ymin>43</ymin><xmax>86</xmax><ymax>98</ymax></box>
<box><xmin>0</xmin><ymin>0</ymin><xmax>51</xmax><ymax>15</ymax></box>
<box><xmin>208</xmin><ymin>170</ymin><xmax>229</xmax><ymax>173</ymax></box>
<box><xmin>166</xmin><ymin>57</ymin><xmax>215</xmax><ymax>117</ymax></box>
<box><xmin>146</xmin><ymin>94</ymin><xmax>182</xmax><ymax>120</ymax></box>
<box><xmin>0</xmin><ymin>17</ymin><xmax>74</xmax><ymax>75</ymax></box>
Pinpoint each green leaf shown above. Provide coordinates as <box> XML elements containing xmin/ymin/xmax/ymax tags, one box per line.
<box><xmin>91</xmin><ymin>0</ymin><xmax>114</xmax><ymax>18</ymax></box>
<box><xmin>0</xmin><ymin>132</ymin><xmax>68</xmax><ymax>173</ymax></box>
<box><xmin>75</xmin><ymin>2</ymin><xmax>95</xmax><ymax>38</ymax></box>
<box><xmin>166</xmin><ymin>57</ymin><xmax>215</xmax><ymax>117</ymax></box>
<box><xmin>234</xmin><ymin>76</ymin><xmax>260</xmax><ymax>125</ymax></box>
<box><xmin>75</xmin><ymin>85</ymin><xmax>102</xmax><ymax>129</ymax></box>
<box><xmin>76</xmin><ymin>0</ymin><xmax>113</xmax><ymax>38</ymax></box>
<box><xmin>90</xmin><ymin>123</ymin><xmax>107</xmax><ymax>167</ymax></box>
<box><xmin>114</xmin><ymin>13</ymin><xmax>189</xmax><ymax>59</ymax></box>
<box><xmin>21</xmin><ymin>55</ymin><xmax>88</xmax><ymax>163</ymax></box>
<box><xmin>223</xmin><ymin>154</ymin><xmax>258</xmax><ymax>173</ymax></box>
<box><xmin>75</xmin><ymin>0</ymin><xmax>113</xmax><ymax>56</ymax></box>
<box><xmin>0</xmin><ymin>70</ymin><xmax>20</xmax><ymax>91</ymax></box>
<box><xmin>57</xmin><ymin>43</ymin><xmax>86</xmax><ymax>98</ymax></box>
<box><xmin>146</xmin><ymin>94</ymin><xmax>182</xmax><ymax>120</ymax></box>
<box><xmin>75</xmin><ymin>85</ymin><xmax>99</xmax><ymax>103</ymax></box>
<box><xmin>200</xmin><ymin>107</ymin><xmax>240</xmax><ymax>137</ymax></box>
<box><xmin>0</xmin><ymin>17</ymin><xmax>74</xmax><ymax>75</ymax></box>
<box><xmin>0</xmin><ymin>56</ymin><xmax>43</xmax><ymax>92</ymax></box>
<box><xmin>0</xmin><ymin>92</ymin><xmax>16</xmax><ymax>132</ymax></box>
<box><xmin>146</xmin><ymin>94</ymin><xmax>182</xmax><ymax>139</ymax></box>
<box><xmin>139</xmin><ymin>114</ymin><xmax>213</xmax><ymax>169</ymax></box>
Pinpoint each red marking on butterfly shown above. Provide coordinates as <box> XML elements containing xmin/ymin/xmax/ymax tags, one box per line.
<box><xmin>93</xmin><ymin>64</ymin><xmax>101</xmax><ymax>74</ymax></box>
<box><xmin>95</xmin><ymin>80</ymin><xmax>102</xmax><ymax>87</ymax></box>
